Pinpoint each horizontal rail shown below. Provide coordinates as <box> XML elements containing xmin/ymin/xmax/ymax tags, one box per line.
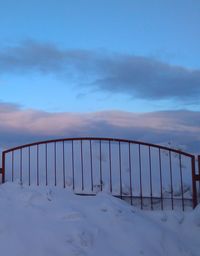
<box><xmin>2</xmin><ymin>137</ymin><xmax>194</xmax><ymax>158</ymax></box>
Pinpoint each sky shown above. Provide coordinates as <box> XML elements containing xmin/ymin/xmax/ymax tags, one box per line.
<box><xmin>0</xmin><ymin>0</ymin><xmax>200</xmax><ymax>153</ymax></box>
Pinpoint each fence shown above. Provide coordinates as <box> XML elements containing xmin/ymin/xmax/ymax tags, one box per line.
<box><xmin>1</xmin><ymin>137</ymin><xmax>200</xmax><ymax>210</ymax></box>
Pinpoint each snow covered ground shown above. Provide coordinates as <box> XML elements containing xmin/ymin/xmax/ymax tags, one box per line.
<box><xmin>0</xmin><ymin>182</ymin><xmax>199</xmax><ymax>256</ymax></box>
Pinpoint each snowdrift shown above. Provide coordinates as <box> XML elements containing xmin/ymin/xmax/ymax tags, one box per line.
<box><xmin>0</xmin><ymin>182</ymin><xmax>199</xmax><ymax>256</ymax></box>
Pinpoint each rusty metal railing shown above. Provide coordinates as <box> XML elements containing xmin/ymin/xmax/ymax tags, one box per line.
<box><xmin>1</xmin><ymin>137</ymin><xmax>199</xmax><ymax>210</ymax></box>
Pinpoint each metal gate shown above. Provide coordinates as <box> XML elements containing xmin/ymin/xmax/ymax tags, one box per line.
<box><xmin>1</xmin><ymin>137</ymin><xmax>200</xmax><ymax>210</ymax></box>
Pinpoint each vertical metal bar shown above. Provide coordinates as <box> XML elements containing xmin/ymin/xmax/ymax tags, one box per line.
<box><xmin>138</xmin><ymin>144</ymin><xmax>143</xmax><ymax>209</ymax></box>
<box><xmin>191</xmin><ymin>156</ymin><xmax>197</xmax><ymax>208</ymax></box>
<box><xmin>169</xmin><ymin>151</ymin><xmax>174</xmax><ymax>210</ymax></box>
<box><xmin>148</xmin><ymin>147</ymin><xmax>153</xmax><ymax>210</ymax></box>
<box><xmin>28</xmin><ymin>147</ymin><xmax>31</xmax><ymax>186</ymax></box>
<box><xmin>72</xmin><ymin>140</ymin><xmax>75</xmax><ymax>190</ymax></box>
<box><xmin>179</xmin><ymin>154</ymin><xmax>184</xmax><ymax>211</ymax></box>
<box><xmin>45</xmin><ymin>143</ymin><xmax>48</xmax><ymax>186</ymax></box>
<box><xmin>20</xmin><ymin>148</ymin><xmax>22</xmax><ymax>184</ymax></box>
<box><xmin>63</xmin><ymin>141</ymin><xmax>65</xmax><ymax>188</ymax></box>
<box><xmin>2</xmin><ymin>151</ymin><xmax>5</xmax><ymax>183</ymax></box>
<box><xmin>159</xmin><ymin>148</ymin><xmax>163</xmax><ymax>210</ymax></box>
<box><xmin>89</xmin><ymin>140</ymin><xmax>94</xmax><ymax>191</ymax></box>
<box><xmin>109</xmin><ymin>140</ymin><xmax>112</xmax><ymax>193</ymax></box>
<box><xmin>54</xmin><ymin>142</ymin><xmax>57</xmax><ymax>186</ymax></box>
<box><xmin>99</xmin><ymin>140</ymin><xmax>103</xmax><ymax>191</ymax></box>
<box><xmin>37</xmin><ymin>145</ymin><xmax>39</xmax><ymax>186</ymax></box>
<box><xmin>12</xmin><ymin>151</ymin><xmax>14</xmax><ymax>182</ymax></box>
<box><xmin>128</xmin><ymin>142</ymin><xmax>133</xmax><ymax>205</ymax></box>
<box><xmin>198</xmin><ymin>155</ymin><xmax>200</xmax><ymax>201</ymax></box>
<box><xmin>119</xmin><ymin>141</ymin><xmax>122</xmax><ymax>199</ymax></box>
<box><xmin>198</xmin><ymin>155</ymin><xmax>200</xmax><ymax>173</ymax></box>
<box><xmin>198</xmin><ymin>155</ymin><xmax>200</xmax><ymax>176</ymax></box>
<box><xmin>80</xmin><ymin>140</ymin><xmax>84</xmax><ymax>191</ymax></box>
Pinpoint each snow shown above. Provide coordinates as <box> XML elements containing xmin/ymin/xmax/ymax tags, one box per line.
<box><xmin>0</xmin><ymin>182</ymin><xmax>199</xmax><ymax>256</ymax></box>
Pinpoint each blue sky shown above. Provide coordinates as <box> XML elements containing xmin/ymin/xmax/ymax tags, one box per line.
<box><xmin>0</xmin><ymin>0</ymin><xmax>200</xmax><ymax>152</ymax></box>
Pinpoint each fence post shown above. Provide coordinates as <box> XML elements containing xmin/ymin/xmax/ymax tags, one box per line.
<box><xmin>2</xmin><ymin>152</ymin><xmax>5</xmax><ymax>183</ymax></box>
<box><xmin>198</xmin><ymin>155</ymin><xmax>200</xmax><ymax>201</ymax></box>
<box><xmin>192</xmin><ymin>156</ymin><xmax>198</xmax><ymax>208</ymax></box>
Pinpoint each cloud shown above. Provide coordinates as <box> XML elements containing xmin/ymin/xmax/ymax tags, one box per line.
<box><xmin>0</xmin><ymin>40</ymin><xmax>200</xmax><ymax>103</ymax></box>
<box><xmin>0</xmin><ymin>102</ymin><xmax>199</xmax><ymax>154</ymax></box>
<box><xmin>0</xmin><ymin>40</ymin><xmax>95</xmax><ymax>76</ymax></box>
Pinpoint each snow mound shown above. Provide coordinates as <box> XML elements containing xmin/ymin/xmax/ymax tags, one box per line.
<box><xmin>0</xmin><ymin>182</ymin><xmax>199</xmax><ymax>256</ymax></box>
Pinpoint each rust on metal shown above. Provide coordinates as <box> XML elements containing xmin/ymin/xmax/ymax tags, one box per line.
<box><xmin>1</xmin><ymin>137</ymin><xmax>199</xmax><ymax>211</ymax></box>
<box><xmin>2</xmin><ymin>151</ymin><xmax>5</xmax><ymax>183</ymax></box>
<box><xmin>2</xmin><ymin>137</ymin><xmax>194</xmax><ymax>158</ymax></box>
<box><xmin>191</xmin><ymin>156</ymin><xmax>197</xmax><ymax>208</ymax></box>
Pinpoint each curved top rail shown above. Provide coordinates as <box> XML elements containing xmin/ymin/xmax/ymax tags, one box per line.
<box><xmin>2</xmin><ymin>137</ymin><xmax>194</xmax><ymax>158</ymax></box>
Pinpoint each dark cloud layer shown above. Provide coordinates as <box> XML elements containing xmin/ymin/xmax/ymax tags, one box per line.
<box><xmin>0</xmin><ymin>102</ymin><xmax>199</xmax><ymax>154</ymax></box>
<box><xmin>0</xmin><ymin>41</ymin><xmax>200</xmax><ymax>103</ymax></box>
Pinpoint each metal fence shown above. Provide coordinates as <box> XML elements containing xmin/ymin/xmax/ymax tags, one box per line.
<box><xmin>1</xmin><ymin>137</ymin><xmax>200</xmax><ymax>210</ymax></box>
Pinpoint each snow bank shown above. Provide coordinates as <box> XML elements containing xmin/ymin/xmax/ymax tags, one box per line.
<box><xmin>0</xmin><ymin>182</ymin><xmax>199</xmax><ymax>256</ymax></box>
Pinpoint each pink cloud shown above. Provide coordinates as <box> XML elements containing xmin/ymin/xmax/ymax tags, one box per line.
<box><xmin>0</xmin><ymin>103</ymin><xmax>200</xmax><ymax>153</ymax></box>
